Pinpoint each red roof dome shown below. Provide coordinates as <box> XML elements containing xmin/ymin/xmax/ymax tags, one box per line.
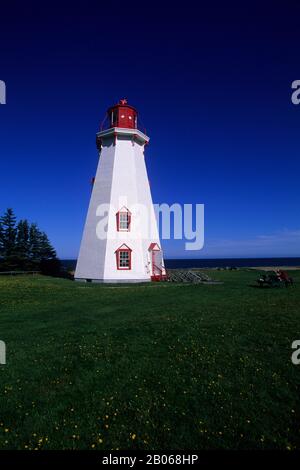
<box><xmin>107</xmin><ymin>99</ymin><xmax>137</xmax><ymax>129</ymax></box>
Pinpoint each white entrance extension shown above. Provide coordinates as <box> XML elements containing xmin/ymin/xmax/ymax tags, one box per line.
<box><xmin>75</xmin><ymin>99</ymin><xmax>166</xmax><ymax>283</ymax></box>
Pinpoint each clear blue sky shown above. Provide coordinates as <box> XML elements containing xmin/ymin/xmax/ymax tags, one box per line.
<box><xmin>0</xmin><ymin>1</ymin><xmax>299</xmax><ymax>259</ymax></box>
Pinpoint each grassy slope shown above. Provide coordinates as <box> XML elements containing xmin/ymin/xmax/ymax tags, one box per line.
<box><xmin>0</xmin><ymin>270</ymin><xmax>299</xmax><ymax>450</ymax></box>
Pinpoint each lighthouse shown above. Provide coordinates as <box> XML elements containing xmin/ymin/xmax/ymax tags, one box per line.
<box><xmin>75</xmin><ymin>99</ymin><xmax>166</xmax><ymax>283</ymax></box>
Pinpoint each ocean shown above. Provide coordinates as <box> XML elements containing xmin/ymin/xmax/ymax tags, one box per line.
<box><xmin>62</xmin><ymin>257</ymin><xmax>300</xmax><ymax>271</ymax></box>
<box><xmin>164</xmin><ymin>258</ymin><xmax>300</xmax><ymax>269</ymax></box>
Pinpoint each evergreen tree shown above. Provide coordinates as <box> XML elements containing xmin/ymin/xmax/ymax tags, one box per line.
<box><xmin>39</xmin><ymin>231</ymin><xmax>57</xmax><ymax>260</ymax></box>
<box><xmin>29</xmin><ymin>224</ymin><xmax>57</xmax><ymax>261</ymax></box>
<box><xmin>15</xmin><ymin>219</ymin><xmax>30</xmax><ymax>259</ymax></box>
<box><xmin>0</xmin><ymin>208</ymin><xmax>17</xmax><ymax>257</ymax></box>
<box><xmin>0</xmin><ymin>222</ymin><xmax>4</xmax><ymax>259</ymax></box>
<box><xmin>28</xmin><ymin>223</ymin><xmax>41</xmax><ymax>261</ymax></box>
<box><xmin>0</xmin><ymin>209</ymin><xmax>59</xmax><ymax>274</ymax></box>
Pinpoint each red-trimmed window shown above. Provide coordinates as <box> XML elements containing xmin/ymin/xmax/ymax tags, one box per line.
<box><xmin>116</xmin><ymin>208</ymin><xmax>131</xmax><ymax>231</ymax></box>
<box><xmin>116</xmin><ymin>244</ymin><xmax>132</xmax><ymax>270</ymax></box>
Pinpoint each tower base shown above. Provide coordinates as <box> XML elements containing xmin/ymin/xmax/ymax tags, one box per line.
<box><xmin>75</xmin><ymin>278</ymin><xmax>151</xmax><ymax>284</ymax></box>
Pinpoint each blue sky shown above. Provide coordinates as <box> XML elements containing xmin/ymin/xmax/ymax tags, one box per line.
<box><xmin>0</xmin><ymin>1</ymin><xmax>299</xmax><ymax>259</ymax></box>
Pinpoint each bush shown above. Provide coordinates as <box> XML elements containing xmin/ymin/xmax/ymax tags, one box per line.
<box><xmin>40</xmin><ymin>258</ymin><xmax>62</xmax><ymax>277</ymax></box>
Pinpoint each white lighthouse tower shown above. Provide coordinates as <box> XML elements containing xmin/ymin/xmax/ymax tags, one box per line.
<box><xmin>75</xmin><ymin>99</ymin><xmax>166</xmax><ymax>283</ymax></box>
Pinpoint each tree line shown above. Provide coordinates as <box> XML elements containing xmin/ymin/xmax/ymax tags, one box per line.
<box><xmin>0</xmin><ymin>208</ymin><xmax>61</xmax><ymax>274</ymax></box>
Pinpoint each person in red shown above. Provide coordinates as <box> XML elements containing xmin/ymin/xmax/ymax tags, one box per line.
<box><xmin>276</xmin><ymin>269</ymin><xmax>293</xmax><ymax>287</ymax></box>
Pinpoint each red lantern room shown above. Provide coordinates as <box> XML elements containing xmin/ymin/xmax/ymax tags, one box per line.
<box><xmin>107</xmin><ymin>99</ymin><xmax>137</xmax><ymax>129</ymax></box>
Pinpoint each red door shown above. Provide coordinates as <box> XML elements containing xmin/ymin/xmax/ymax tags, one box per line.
<box><xmin>151</xmin><ymin>249</ymin><xmax>162</xmax><ymax>276</ymax></box>
<box><xmin>149</xmin><ymin>243</ymin><xmax>166</xmax><ymax>280</ymax></box>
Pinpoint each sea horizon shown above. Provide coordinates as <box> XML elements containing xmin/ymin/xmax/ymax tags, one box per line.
<box><xmin>62</xmin><ymin>257</ymin><xmax>300</xmax><ymax>270</ymax></box>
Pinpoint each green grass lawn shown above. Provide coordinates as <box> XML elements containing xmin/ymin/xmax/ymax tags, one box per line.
<box><xmin>0</xmin><ymin>270</ymin><xmax>299</xmax><ymax>450</ymax></box>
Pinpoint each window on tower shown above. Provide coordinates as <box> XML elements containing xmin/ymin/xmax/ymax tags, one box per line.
<box><xmin>116</xmin><ymin>244</ymin><xmax>132</xmax><ymax>270</ymax></box>
<box><xmin>111</xmin><ymin>110</ymin><xmax>118</xmax><ymax>127</ymax></box>
<box><xmin>116</xmin><ymin>208</ymin><xmax>131</xmax><ymax>231</ymax></box>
